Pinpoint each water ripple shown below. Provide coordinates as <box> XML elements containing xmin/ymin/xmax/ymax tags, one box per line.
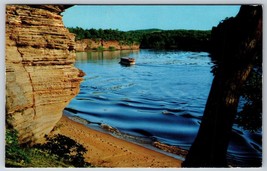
<box><xmin>66</xmin><ymin>50</ymin><xmax>261</xmax><ymax>166</ymax></box>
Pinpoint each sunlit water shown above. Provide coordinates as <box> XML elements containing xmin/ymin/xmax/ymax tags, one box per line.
<box><xmin>65</xmin><ymin>49</ymin><xmax>262</xmax><ymax>167</ymax></box>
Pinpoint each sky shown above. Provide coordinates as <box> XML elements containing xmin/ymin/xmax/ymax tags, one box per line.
<box><xmin>62</xmin><ymin>5</ymin><xmax>241</xmax><ymax>31</ymax></box>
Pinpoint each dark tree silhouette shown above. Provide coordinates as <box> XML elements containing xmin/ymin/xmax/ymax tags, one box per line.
<box><xmin>182</xmin><ymin>5</ymin><xmax>262</xmax><ymax>167</ymax></box>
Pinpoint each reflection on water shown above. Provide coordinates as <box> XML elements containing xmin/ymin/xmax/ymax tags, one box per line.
<box><xmin>65</xmin><ymin>49</ymin><xmax>262</xmax><ymax>167</ymax></box>
<box><xmin>76</xmin><ymin>50</ymin><xmax>140</xmax><ymax>63</ymax></box>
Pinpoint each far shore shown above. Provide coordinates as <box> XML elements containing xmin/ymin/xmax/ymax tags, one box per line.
<box><xmin>53</xmin><ymin>115</ymin><xmax>182</xmax><ymax>167</ymax></box>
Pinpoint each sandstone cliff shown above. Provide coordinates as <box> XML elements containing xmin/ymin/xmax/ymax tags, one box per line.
<box><xmin>75</xmin><ymin>39</ymin><xmax>140</xmax><ymax>52</ymax></box>
<box><xmin>6</xmin><ymin>5</ymin><xmax>83</xmax><ymax>144</ymax></box>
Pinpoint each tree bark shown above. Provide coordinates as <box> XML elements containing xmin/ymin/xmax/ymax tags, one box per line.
<box><xmin>182</xmin><ymin>5</ymin><xmax>262</xmax><ymax>167</ymax></box>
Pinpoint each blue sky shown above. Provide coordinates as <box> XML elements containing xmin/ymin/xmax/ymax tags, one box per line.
<box><xmin>63</xmin><ymin>5</ymin><xmax>240</xmax><ymax>31</ymax></box>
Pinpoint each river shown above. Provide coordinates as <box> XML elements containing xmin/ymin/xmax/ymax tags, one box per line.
<box><xmin>64</xmin><ymin>49</ymin><xmax>261</xmax><ymax>167</ymax></box>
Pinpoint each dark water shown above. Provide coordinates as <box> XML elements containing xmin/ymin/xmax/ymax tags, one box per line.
<box><xmin>65</xmin><ymin>49</ymin><xmax>262</xmax><ymax>167</ymax></box>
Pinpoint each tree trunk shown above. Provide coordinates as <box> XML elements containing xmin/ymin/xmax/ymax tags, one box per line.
<box><xmin>182</xmin><ymin>5</ymin><xmax>262</xmax><ymax>167</ymax></box>
<box><xmin>182</xmin><ymin>65</ymin><xmax>253</xmax><ymax>167</ymax></box>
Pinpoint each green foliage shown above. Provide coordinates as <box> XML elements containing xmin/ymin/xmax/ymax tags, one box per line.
<box><xmin>236</xmin><ymin>67</ymin><xmax>262</xmax><ymax>132</ymax></box>
<box><xmin>19</xmin><ymin>148</ymin><xmax>71</xmax><ymax>167</ymax></box>
<box><xmin>108</xmin><ymin>46</ymin><xmax>116</xmax><ymax>51</ymax></box>
<box><xmin>210</xmin><ymin>15</ymin><xmax>262</xmax><ymax>133</ymax></box>
<box><xmin>67</xmin><ymin>27</ymin><xmax>164</xmax><ymax>45</ymax></box>
<box><xmin>34</xmin><ymin>134</ymin><xmax>91</xmax><ymax>167</ymax></box>
<box><xmin>67</xmin><ymin>27</ymin><xmax>211</xmax><ymax>51</ymax></box>
<box><xmin>96</xmin><ymin>46</ymin><xmax>105</xmax><ymax>51</ymax></box>
<box><xmin>140</xmin><ymin>30</ymin><xmax>211</xmax><ymax>51</ymax></box>
<box><xmin>92</xmin><ymin>46</ymin><xmax>105</xmax><ymax>51</ymax></box>
<box><xmin>5</xmin><ymin>128</ymin><xmax>90</xmax><ymax>167</ymax></box>
<box><xmin>5</xmin><ymin>129</ymin><xmax>30</xmax><ymax>166</ymax></box>
<box><xmin>6</xmin><ymin>128</ymin><xmax>69</xmax><ymax>167</ymax></box>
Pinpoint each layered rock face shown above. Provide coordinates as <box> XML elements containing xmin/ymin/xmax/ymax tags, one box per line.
<box><xmin>6</xmin><ymin>5</ymin><xmax>83</xmax><ymax>144</ymax></box>
<box><xmin>76</xmin><ymin>39</ymin><xmax>140</xmax><ymax>52</ymax></box>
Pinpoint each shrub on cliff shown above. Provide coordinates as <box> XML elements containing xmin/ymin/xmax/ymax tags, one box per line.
<box><xmin>108</xmin><ymin>46</ymin><xmax>116</xmax><ymax>51</ymax></box>
<box><xmin>6</xmin><ymin>129</ymin><xmax>30</xmax><ymax>166</ymax></box>
<box><xmin>96</xmin><ymin>46</ymin><xmax>105</xmax><ymax>51</ymax></box>
<box><xmin>6</xmin><ymin>128</ymin><xmax>91</xmax><ymax>167</ymax></box>
<box><xmin>6</xmin><ymin>128</ymin><xmax>68</xmax><ymax>167</ymax></box>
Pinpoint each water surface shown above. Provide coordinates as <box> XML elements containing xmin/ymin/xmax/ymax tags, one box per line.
<box><xmin>65</xmin><ymin>49</ymin><xmax>261</xmax><ymax>167</ymax></box>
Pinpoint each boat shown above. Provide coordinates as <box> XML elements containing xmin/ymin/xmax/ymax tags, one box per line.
<box><xmin>119</xmin><ymin>57</ymin><xmax>135</xmax><ymax>65</ymax></box>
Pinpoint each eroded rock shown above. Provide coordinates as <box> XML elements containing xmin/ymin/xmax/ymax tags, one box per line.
<box><xmin>6</xmin><ymin>5</ymin><xmax>83</xmax><ymax>144</ymax></box>
<box><xmin>153</xmin><ymin>141</ymin><xmax>188</xmax><ymax>157</ymax></box>
<box><xmin>75</xmin><ymin>39</ymin><xmax>140</xmax><ymax>52</ymax></box>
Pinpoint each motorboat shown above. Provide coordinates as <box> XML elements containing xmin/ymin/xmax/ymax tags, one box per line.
<box><xmin>119</xmin><ymin>57</ymin><xmax>135</xmax><ymax>65</ymax></box>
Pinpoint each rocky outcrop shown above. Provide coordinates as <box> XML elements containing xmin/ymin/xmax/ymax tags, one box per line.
<box><xmin>75</xmin><ymin>39</ymin><xmax>140</xmax><ymax>52</ymax></box>
<box><xmin>153</xmin><ymin>141</ymin><xmax>188</xmax><ymax>157</ymax></box>
<box><xmin>6</xmin><ymin>5</ymin><xmax>83</xmax><ymax>144</ymax></box>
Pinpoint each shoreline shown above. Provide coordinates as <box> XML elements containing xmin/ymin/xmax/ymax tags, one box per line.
<box><xmin>54</xmin><ymin>115</ymin><xmax>182</xmax><ymax>167</ymax></box>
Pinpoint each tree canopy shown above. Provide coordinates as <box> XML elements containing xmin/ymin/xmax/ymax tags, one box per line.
<box><xmin>140</xmin><ymin>30</ymin><xmax>211</xmax><ymax>51</ymax></box>
<box><xmin>67</xmin><ymin>27</ymin><xmax>211</xmax><ymax>51</ymax></box>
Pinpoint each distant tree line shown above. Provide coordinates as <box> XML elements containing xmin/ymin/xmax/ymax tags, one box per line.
<box><xmin>67</xmin><ymin>27</ymin><xmax>211</xmax><ymax>51</ymax></box>
<box><xmin>140</xmin><ymin>30</ymin><xmax>211</xmax><ymax>51</ymax></box>
<box><xmin>67</xmin><ymin>27</ymin><xmax>146</xmax><ymax>45</ymax></box>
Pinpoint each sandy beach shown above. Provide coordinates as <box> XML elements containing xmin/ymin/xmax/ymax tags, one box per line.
<box><xmin>54</xmin><ymin>115</ymin><xmax>182</xmax><ymax>167</ymax></box>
